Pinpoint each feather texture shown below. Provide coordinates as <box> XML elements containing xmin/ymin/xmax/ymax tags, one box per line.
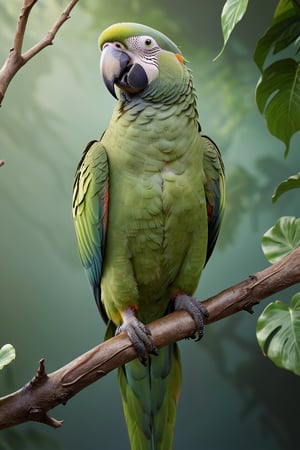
<box><xmin>73</xmin><ymin>22</ymin><xmax>225</xmax><ymax>450</ymax></box>
<box><xmin>119</xmin><ymin>345</ymin><xmax>181</xmax><ymax>450</ymax></box>
<box><xmin>72</xmin><ymin>140</ymin><xmax>109</xmax><ymax>320</ymax></box>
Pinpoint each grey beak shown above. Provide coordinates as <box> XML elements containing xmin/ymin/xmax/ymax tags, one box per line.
<box><xmin>100</xmin><ymin>44</ymin><xmax>130</xmax><ymax>99</ymax></box>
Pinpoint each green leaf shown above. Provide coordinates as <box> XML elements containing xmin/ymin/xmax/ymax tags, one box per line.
<box><xmin>0</xmin><ymin>344</ymin><xmax>16</xmax><ymax>370</ymax></box>
<box><xmin>272</xmin><ymin>172</ymin><xmax>300</xmax><ymax>203</ymax></box>
<box><xmin>254</xmin><ymin>0</ymin><xmax>299</xmax><ymax>71</ymax></box>
<box><xmin>292</xmin><ymin>0</ymin><xmax>300</xmax><ymax>15</ymax></box>
<box><xmin>256</xmin><ymin>58</ymin><xmax>300</xmax><ymax>156</ymax></box>
<box><xmin>256</xmin><ymin>294</ymin><xmax>300</xmax><ymax>375</ymax></box>
<box><xmin>254</xmin><ymin>1</ymin><xmax>300</xmax><ymax>154</ymax></box>
<box><xmin>214</xmin><ymin>0</ymin><xmax>249</xmax><ymax>60</ymax></box>
<box><xmin>262</xmin><ymin>216</ymin><xmax>300</xmax><ymax>263</ymax></box>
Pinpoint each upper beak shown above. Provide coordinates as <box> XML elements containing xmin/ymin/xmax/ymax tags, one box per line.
<box><xmin>100</xmin><ymin>42</ymin><xmax>149</xmax><ymax>99</ymax></box>
<box><xmin>100</xmin><ymin>43</ymin><xmax>130</xmax><ymax>99</ymax></box>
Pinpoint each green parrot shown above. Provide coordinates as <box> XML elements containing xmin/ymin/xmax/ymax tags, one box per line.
<box><xmin>72</xmin><ymin>22</ymin><xmax>225</xmax><ymax>450</ymax></box>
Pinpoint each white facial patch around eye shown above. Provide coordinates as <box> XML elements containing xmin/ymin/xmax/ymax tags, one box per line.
<box><xmin>126</xmin><ymin>36</ymin><xmax>160</xmax><ymax>55</ymax></box>
<box><xmin>124</xmin><ymin>35</ymin><xmax>160</xmax><ymax>84</ymax></box>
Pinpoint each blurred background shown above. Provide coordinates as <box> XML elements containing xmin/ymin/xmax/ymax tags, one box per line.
<box><xmin>1</xmin><ymin>1</ymin><xmax>299</xmax><ymax>449</ymax></box>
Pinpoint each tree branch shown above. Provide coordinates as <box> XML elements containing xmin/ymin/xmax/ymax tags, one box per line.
<box><xmin>1</xmin><ymin>246</ymin><xmax>300</xmax><ymax>430</ymax></box>
<box><xmin>13</xmin><ymin>0</ymin><xmax>38</xmax><ymax>55</ymax></box>
<box><xmin>0</xmin><ymin>0</ymin><xmax>79</xmax><ymax>107</ymax></box>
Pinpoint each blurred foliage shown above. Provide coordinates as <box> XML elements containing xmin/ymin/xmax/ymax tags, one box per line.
<box><xmin>220</xmin><ymin>166</ymin><xmax>257</xmax><ymax>247</ymax></box>
<box><xmin>79</xmin><ymin>0</ymin><xmax>182</xmax><ymax>39</ymax></box>
<box><xmin>0</xmin><ymin>428</ymin><xmax>62</xmax><ymax>450</ymax></box>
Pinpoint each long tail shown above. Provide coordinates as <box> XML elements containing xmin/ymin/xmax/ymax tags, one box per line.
<box><xmin>118</xmin><ymin>344</ymin><xmax>181</xmax><ymax>450</ymax></box>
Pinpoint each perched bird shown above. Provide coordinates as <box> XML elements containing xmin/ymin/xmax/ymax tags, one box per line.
<box><xmin>72</xmin><ymin>22</ymin><xmax>225</xmax><ymax>450</ymax></box>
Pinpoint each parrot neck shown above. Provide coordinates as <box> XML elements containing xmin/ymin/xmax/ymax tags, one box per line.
<box><xmin>116</xmin><ymin>61</ymin><xmax>198</xmax><ymax>120</ymax></box>
<box><xmin>116</xmin><ymin>66</ymin><xmax>198</xmax><ymax>124</ymax></box>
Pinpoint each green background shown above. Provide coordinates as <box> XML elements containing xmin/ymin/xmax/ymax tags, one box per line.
<box><xmin>1</xmin><ymin>1</ymin><xmax>299</xmax><ymax>449</ymax></box>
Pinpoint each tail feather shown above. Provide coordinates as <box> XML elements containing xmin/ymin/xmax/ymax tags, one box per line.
<box><xmin>118</xmin><ymin>344</ymin><xmax>181</xmax><ymax>450</ymax></box>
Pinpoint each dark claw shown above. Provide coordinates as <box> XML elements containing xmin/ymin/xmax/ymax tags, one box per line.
<box><xmin>150</xmin><ymin>347</ymin><xmax>159</xmax><ymax>356</ymax></box>
<box><xmin>174</xmin><ymin>294</ymin><xmax>209</xmax><ymax>341</ymax></box>
<box><xmin>116</xmin><ymin>316</ymin><xmax>157</xmax><ymax>364</ymax></box>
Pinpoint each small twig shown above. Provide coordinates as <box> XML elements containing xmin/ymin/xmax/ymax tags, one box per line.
<box><xmin>0</xmin><ymin>246</ymin><xmax>299</xmax><ymax>430</ymax></box>
<box><xmin>0</xmin><ymin>0</ymin><xmax>79</xmax><ymax>107</ymax></box>
<box><xmin>22</xmin><ymin>0</ymin><xmax>79</xmax><ymax>63</ymax></box>
<box><xmin>30</xmin><ymin>358</ymin><xmax>47</xmax><ymax>387</ymax></box>
<box><xmin>13</xmin><ymin>0</ymin><xmax>38</xmax><ymax>56</ymax></box>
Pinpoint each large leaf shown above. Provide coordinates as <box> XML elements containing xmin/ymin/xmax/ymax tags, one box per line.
<box><xmin>256</xmin><ymin>58</ymin><xmax>300</xmax><ymax>156</ymax></box>
<box><xmin>262</xmin><ymin>216</ymin><xmax>300</xmax><ymax>263</ymax></box>
<box><xmin>214</xmin><ymin>0</ymin><xmax>249</xmax><ymax>60</ymax></box>
<box><xmin>0</xmin><ymin>344</ymin><xmax>15</xmax><ymax>370</ymax></box>
<box><xmin>254</xmin><ymin>0</ymin><xmax>300</xmax><ymax>71</ymax></box>
<box><xmin>256</xmin><ymin>294</ymin><xmax>300</xmax><ymax>375</ymax></box>
<box><xmin>272</xmin><ymin>172</ymin><xmax>300</xmax><ymax>203</ymax></box>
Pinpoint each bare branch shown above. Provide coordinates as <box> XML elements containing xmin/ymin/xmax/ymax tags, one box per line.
<box><xmin>13</xmin><ymin>0</ymin><xmax>38</xmax><ymax>56</ymax></box>
<box><xmin>0</xmin><ymin>0</ymin><xmax>79</xmax><ymax>107</ymax></box>
<box><xmin>22</xmin><ymin>0</ymin><xmax>80</xmax><ymax>63</ymax></box>
<box><xmin>0</xmin><ymin>246</ymin><xmax>299</xmax><ymax>430</ymax></box>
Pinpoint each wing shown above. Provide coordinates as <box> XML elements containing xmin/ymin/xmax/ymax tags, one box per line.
<box><xmin>202</xmin><ymin>135</ymin><xmax>225</xmax><ymax>265</ymax></box>
<box><xmin>72</xmin><ymin>140</ymin><xmax>109</xmax><ymax>322</ymax></box>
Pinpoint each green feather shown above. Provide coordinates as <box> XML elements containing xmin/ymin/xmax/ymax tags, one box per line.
<box><xmin>73</xmin><ymin>22</ymin><xmax>225</xmax><ymax>450</ymax></box>
<box><xmin>72</xmin><ymin>140</ymin><xmax>109</xmax><ymax>319</ymax></box>
<box><xmin>99</xmin><ymin>22</ymin><xmax>182</xmax><ymax>55</ymax></box>
<box><xmin>119</xmin><ymin>345</ymin><xmax>181</xmax><ymax>450</ymax></box>
<box><xmin>202</xmin><ymin>135</ymin><xmax>225</xmax><ymax>264</ymax></box>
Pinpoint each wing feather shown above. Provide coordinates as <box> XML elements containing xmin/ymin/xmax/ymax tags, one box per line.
<box><xmin>202</xmin><ymin>135</ymin><xmax>225</xmax><ymax>264</ymax></box>
<box><xmin>72</xmin><ymin>140</ymin><xmax>109</xmax><ymax>322</ymax></box>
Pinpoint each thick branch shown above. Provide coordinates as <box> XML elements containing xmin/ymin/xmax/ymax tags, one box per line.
<box><xmin>0</xmin><ymin>0</ymin><xmax>79</xmax><ymax>107</ymax></box>
<box><xmin>0</xmin><ymin>246</ymin><xmax>299</xmax><ymax>430</ymax></box>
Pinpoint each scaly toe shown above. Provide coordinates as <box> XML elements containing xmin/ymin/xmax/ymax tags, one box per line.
<box><xmin>116</xmin><ymin>315</ymin><xmax>157</xmax><ymax>364</ymax></box>
<box><xmin>174</xmin><ymin>294</ymin><xmax>208</xmax><ymax>341</ymax></box>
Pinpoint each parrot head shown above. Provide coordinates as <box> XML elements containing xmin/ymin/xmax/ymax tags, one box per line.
<box><xmin>99</xmin><ymin>22</ymin><xmax>186</xmax><ymax>100</ymax></box>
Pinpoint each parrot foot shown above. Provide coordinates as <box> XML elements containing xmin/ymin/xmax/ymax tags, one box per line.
<box><xmin>174</xmin><ymin>294</ymin><xmax>209</xmax><ymax>341</ymax></box>
<box><xmin>116</xmin><ymin>308</ymin><xmax>158</xmax><ymax>364</ymax></box>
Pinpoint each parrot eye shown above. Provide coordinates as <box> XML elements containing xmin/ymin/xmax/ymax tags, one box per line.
<box><xmin>126</xmin><ymin>36</ymin><xmax>159</xmax><ymax>54</ymax></box>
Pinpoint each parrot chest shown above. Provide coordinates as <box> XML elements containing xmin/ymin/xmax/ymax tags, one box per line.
<box><xmin>100</xmin><ymin>109</ymin><xmax>207</xmax><ymax>322</ymax></box>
